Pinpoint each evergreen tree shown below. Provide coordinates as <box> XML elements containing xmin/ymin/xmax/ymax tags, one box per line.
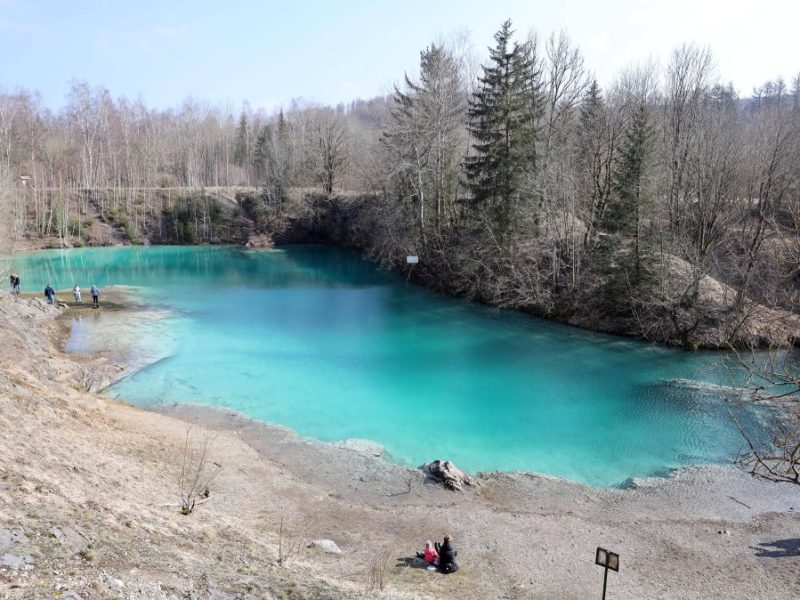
<box><xmin>252</xmin><ymin>125</ymin><xmax>271</xmax><ymax>182</ymax></box>
<box><xmin>252</xmin><ymin>120</ymin><xmax>290</xmax><ymax>213</ymax></box>
<box><xmin>233</xmin><ymin>112</ymin><xmax>251</xmax><ymax>168</ymax></box>
<box><xmin>607</xmin><ymin>102</ymin><xmax>652</xmax><ymax>280</ymax></box>
<box><xmin>465</xmin><ymin>20</ymin><xmax>540</xmax><ymax>235</ymax></box>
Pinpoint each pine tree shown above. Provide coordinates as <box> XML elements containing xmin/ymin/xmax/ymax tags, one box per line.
<box><xmin>252</xmin><ymin>123</ymin><xmax>288</xmax><ymax>211</ymax></box>
<box><xmin>252</xmin><ymin>125</ymin><xmax>271</xmax><ymax>182</ymax></box>
<box><xmin>233</xmin><ymin>112</ymin><xmax>251</xmax><ymax>168</ymax></box>
<box><xmin>607</xmin><ymin>102</ymin><xmax>652</xmax><ymax>281</ymax></box>
<box><xmin>465</xmin><ymin>20</ymin><xmax>540</xmax><ymax>235</ymax></box>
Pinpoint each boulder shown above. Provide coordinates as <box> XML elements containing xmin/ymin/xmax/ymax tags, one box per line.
<box><xmin>0</xmin><ymin>529</ymin><xmax>29</xmax><ymax>551</ymax></box>
<box><xmin>50</xmin><ymin>526</ymin><xmax>89</xmax><ymax>553</ymax></box>
<box><xmin>308</xmin><ymin>539</ymin><xmax>342</xmax><ymax>554</ymax></box>
<box><xmin>0</xmin><ymin>553</ymin><xmax>34</xmax><ymax>569</ymax></box>
<box><xmin>423</xmin><ymin>460</ymin><xmax>477</xmax><ymax>491</ymax></box>
<box><xmin>244</xmin><ymin>234</ymin><xmax>274</xmax><ymax>249</ymax></box>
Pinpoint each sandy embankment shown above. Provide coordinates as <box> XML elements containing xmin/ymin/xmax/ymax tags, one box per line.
<box><xmin>0</xmin><ymin>290</ymin><xmax>798</xmax><ymax>599</ymax></box>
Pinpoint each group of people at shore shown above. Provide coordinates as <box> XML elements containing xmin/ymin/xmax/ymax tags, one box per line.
<box><xmin>12</xmin><ymin>275</ymin><xmax>101</xmax><ymax>308</ymax></box>
<box><xmin>417</xmin><ymin>534</ymin><xmax>458</xmax><ymax>574</ymax></box>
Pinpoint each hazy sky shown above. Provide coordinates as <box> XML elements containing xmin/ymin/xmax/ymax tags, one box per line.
<box><xmin>1</xmin><ymin>0</ymin><xmax>798</xmax><ymax>111</ymax></box>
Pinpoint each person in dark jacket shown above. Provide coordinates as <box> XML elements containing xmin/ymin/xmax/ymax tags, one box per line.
<box><xmin>434</xmin><ymin>534</ymin><xmax>458</xmax><ymax>574</ymax></box>
<box><xmin>90</xmin><ymin>284</ymin><xmax>100</xmax><ymax>308</ymax></box>
<box><xmin>44</xmin><ymin>284</ymin><xmax>55</xmax><ymax>304</ymax></box>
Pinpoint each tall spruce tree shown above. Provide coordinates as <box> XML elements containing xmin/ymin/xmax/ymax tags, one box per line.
<box><xmin>607</xmin><ymin>101</ymin><xmax>652</xmax><ymax>281</ymax></box>
<box><xmin>252</xmin><ymin>123</ymin><xmax>289</xmax><ymax>212</ymax></box>
<box><xmin>465</xmin><ymin>20</ymin><xmax>540</xmax><ymax>235</ymax></box>
<box><xmin>233</xmin><ymin>112</ymin><xmax>251</xmax><ymax>168</ymax></box>
<box><xmin>252</xmin><ymin>125</ymin><xmax>271</xmax><ymax>183</ymax></box>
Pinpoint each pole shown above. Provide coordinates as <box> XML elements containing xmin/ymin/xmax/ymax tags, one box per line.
<box><xmin>602</xmin><ymin>565</ymin><xmax>608</xmax><ymax>600</ymax></box>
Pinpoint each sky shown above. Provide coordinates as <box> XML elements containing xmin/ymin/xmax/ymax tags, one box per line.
<box><xmin>0</xmin><ymin>0</ymin><xmax>798</xmax><ymax>112</ymax></box>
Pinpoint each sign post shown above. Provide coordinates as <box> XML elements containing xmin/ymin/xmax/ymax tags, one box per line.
<box><xmin>595</xmin><ymin>547</ymin><xmax>619</xmax><ymax>600</ymax></box>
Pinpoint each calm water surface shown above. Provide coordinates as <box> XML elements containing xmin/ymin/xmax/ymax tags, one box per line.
<box><xmin>8</xmin><ymin>245</ymin><xmax>767</xmax><ymax>486</ymax></box>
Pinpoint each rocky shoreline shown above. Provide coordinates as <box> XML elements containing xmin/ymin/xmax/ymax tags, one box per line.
<box><xmin>1</xmin><ymin>290</ymin><xmax>799</xmax><ymax>598</ymax></box>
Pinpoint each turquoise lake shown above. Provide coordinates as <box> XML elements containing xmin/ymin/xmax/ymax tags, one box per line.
<box><xmin>7</xmin><ymin>244</ymin><xmax>767</xmax><ymax>486</ymax></box>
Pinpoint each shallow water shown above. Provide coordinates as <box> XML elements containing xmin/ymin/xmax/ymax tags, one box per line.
<box><xmin>7</xmin><ymin>245</ymin><xmax>769</xmax><ymax>486</ymax></box>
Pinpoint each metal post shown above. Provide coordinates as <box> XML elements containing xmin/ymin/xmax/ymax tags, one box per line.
<box><xmin>602</xmin><ymin>565</ymin><xmax>608</xmax><ymax>600</ymax></box>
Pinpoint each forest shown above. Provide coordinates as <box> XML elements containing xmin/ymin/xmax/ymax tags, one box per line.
<box><xmin>1</xmin><ymin>20</ymin><xmax>799</xmax><ymax>348</ymax></box>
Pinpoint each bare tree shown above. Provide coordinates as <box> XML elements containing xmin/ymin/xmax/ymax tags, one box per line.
<box><xmin>369</xmin><ymin>544</ymin><xmax>394</xmax><ymax>592</ymax></box>
<box><xmin>734</xmin><ymin>408</ymin><xmax>800</xmax><ymax>485</ymax></box>
<box><xmin>541</xmin><ymin>29</ymin><xmax>588</xmax><ymax>163</ymax></box>
<box><xmin>308</xmin><ymin>108</ymin><xmax>350</xmax><ymax>195</ymax></box>
<box><xmin>175</xmin><ymin>425</ymin><xmax>221</xmax><ymax>515</ymax></box>
<box><xmin>277</xmin><ymin>516</ymin><xmax>298</xmax><ymax>566</ymax></box>
<box><xmin>382</xmin><ymin>43</ymin><xmax>466</xmax><ymax>247</ymax></box>
<box><xmin>733</xmin><ymin>97</ymin><xmax>799</xmax><ymax>309</ymax></box>
<box><xmin>662</xmin><ymin>44</ymin><xmax>714</xmax><ymax>239</ymax></box>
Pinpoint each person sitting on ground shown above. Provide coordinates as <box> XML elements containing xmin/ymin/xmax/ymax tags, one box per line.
<box><xmin>72</xmin><ymin>284</ymin><xmax>82</xmax><ymax>304</ymax></box>
<box><xmin>416</xmin><ymin>540</ymin><xmax>439</xmax><ymax>565</ymax></box>
<box><xmin>90</xmin><ymin>284</ymin><xmax>100</xmax><ymax>308</ymax></box>
<box><xmin>434</xmin><ymin>534</ymin><xmax>458</xmax><ymax>574</ymax></box>
<box><xmin>44</xmin><ymin>284</ymin><xmax>55</xmax><ymax>305</ymax></box>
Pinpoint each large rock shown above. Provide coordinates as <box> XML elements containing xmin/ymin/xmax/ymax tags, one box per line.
<box><xmin>308</xmin><ymin>539</ymin><xmax>342</xmax><ymax>554</ymax></box>
<box><xmin>244</xmin><ymin>234</ymin><xmax>274</xmax><ymax>249</ymax></box>
<box><xmin>50</xmin><ymin>526</ymin><xmax>89</xmax><ymax>554</ymax></box>
<box><xmin>0</xmin><ymin>529</ymin><xmax>28</xmax><ymax>551</ymax></box>
<box><xmin>1</xmin><ymin>553</ymin><xmax>34</xmax><ymax>569</ymax></box>
<box><xmin>423</xmin><ymin>460</ymin><xmax>477</xmax><ymax>491</ymax></box>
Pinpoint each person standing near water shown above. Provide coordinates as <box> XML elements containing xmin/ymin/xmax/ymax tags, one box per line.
<box><xmin>44</xmin><ymin>284</ymin><xmax>55</xmax><ymax>305</ymax></box>
<box><xmin>8</xmin><ymin>275</ymin><xmax>14</xmax><ymax>292</ymax></box>
<box><xmin>13</xmin><ymin>275</ymin><xmax>19</xmax><ymax>294</ymax></box>
<box><xmin>90</xmin><ymin>284</ymin><xmax>100</xmax><ymax>308</ymax></box>
<box><xmin>72</xmin><ymin>284</ymin><xmax>82</xmax><ymax>303</ymax></box>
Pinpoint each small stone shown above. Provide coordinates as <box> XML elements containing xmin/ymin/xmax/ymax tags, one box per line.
<box><xmin>309</xmin><ymin>539</ymin><xmax>342</xmax><ymax>554</ymax></box>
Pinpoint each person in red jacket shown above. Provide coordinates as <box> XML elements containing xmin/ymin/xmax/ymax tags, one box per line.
<box><xmin>416</xmin><ymin>540</ymin><xmax>439</xmax><ymax>565</ymax></box>
<box><xmin>423</xmin><ymin>540</ymin><xmax>438</xmax><ymax>565</ymax></box>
